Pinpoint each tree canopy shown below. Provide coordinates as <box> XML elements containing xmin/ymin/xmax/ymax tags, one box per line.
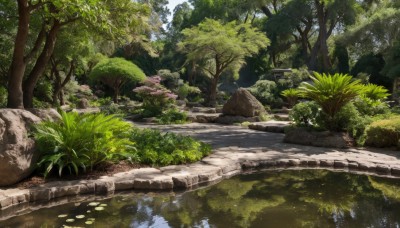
<box><xmin>178</xmin><ymin>19</ymin><xmax>270</xmax><ymax>105</ymax></box>
<box><xmin>90</xmin><ymin>57</ymin><xmax>146</xmax><ymax>103</ymax></box>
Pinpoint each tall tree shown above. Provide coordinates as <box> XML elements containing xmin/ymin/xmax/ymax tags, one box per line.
<box><xmin>178</xmin><ymin>19</ymin><xmax>270</xmax><ymax>106</ymax></box>
<box><xmin>6</xmin><ymin>0</ymin><xmax>149</xmax><ymax>108</ymax></box>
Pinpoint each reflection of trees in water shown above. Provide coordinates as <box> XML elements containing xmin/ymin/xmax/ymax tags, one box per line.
<box><xmin>3</xmin><ymin>170</ymin><xmax>400</xmax><ymax>228</ymax></box>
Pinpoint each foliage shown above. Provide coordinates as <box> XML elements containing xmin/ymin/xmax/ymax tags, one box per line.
<box><xmin>177</xmin><ymin>83</ymin><xmax>201</xmax><ymax>100</ymax></box>
<box><xmin>298</xmin><ymin>73</ymin><xmax>363</xmax><ymax>130</ymax></box>
<box><xmin>134</xmin><ymin>76</ymin><xmax>177</xmax><ymax>117</ymax></box>
<box><xmin>354</xmin><ymin>84</ymin><xmax>390</xmax><ymax>116</ymax></box>
<box><xmin>90</xmin><ymin>57</ymin><xmax>146</xmax><ymax>103</ymax></box>
<box><xmin>248</xmin><ymin>80</ymin><xmax>279</xmax><ymax>106</ymax></box>
<box><xmin>178</xmin><ymin>18</ymin><xmax>269</xmax><ymax>105</ymax></box>
<box><xmin>0</xmin><ymin>86</ymin><xmax>7</xmax><ymax>108</ymax></box>
<box><xmin>33</xmin><ymin>111</ymin><xmax>135</xmax><ymax>177</ymax></box>
<box><xmin>365</xmin><ymin>116</ymin><xmax>400</xmax><ymax>149</ymax></box>
<box><xmin>290</xmin><ymin>101</ymin><xmax>322</xmax><ymax>128</ymax></box>
<box><xmin>158</xmin><ymin>69</ymin><xmax>181</xmax><ymax>91</ymax></box>
<box><xmin>157</xmin><ymin>109</ymin><xmax>188</xmax><ymax>125</ymax></box>
<box><xmin>131</xmin><ymin>128</ymin><xmax>211</xmax><ymax>166</ymax></box>
<box><xmin>281</xmin><ymin>88</ymin><xmax>301</xmax><ymax>108</ymax></box>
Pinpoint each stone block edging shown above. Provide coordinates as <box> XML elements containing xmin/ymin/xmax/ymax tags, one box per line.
<box><xmin>1</xmin><ymin>157</ymin><xmax>399</xmax><ymax>212</ymax></box>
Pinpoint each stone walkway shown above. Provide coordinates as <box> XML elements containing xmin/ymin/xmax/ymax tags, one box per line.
<box><xmin>1</xmin><ymin>123</ymin><xmax>400</xmax><ymax>212</ymax></box>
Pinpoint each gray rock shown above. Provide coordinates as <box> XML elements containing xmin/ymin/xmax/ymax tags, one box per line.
<box><xmin>222</xmin><ymin>88</ymin><xmax>266</xmax><ymax>117</ymax></box>
<box><xmin>216</xmin><ymin>115</ymin><xmax>260</xmax><ymax>125</ymax></box>
<box><xmin>27</xmin><ymin>108</ymin><xmax>61</xmax><ymax>121</ymax></box>
<box><xmin>77</xmin><ymin>98</ymin><xmax>90</xmax><ymax>109</ymax></box>
<box><xmin>0</xmin><ymin>109</ymin><xmax>42</xmax><ymax>186</ymax></box>
<box><xmin>284</xmin><ymin>128</ymin><xmax>354</xmax><ymax>149</ymax></box>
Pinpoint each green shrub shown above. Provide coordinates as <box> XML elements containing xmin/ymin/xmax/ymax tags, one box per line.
<box><xmin>134</xmin><ymin>76</ymin><xmax>177</xmax><ymax>117</ymax></box>
<box><xmin>34</xmin><ymin>111</ymin><xmax>135</xmax><ymax>177</ymax></box>
<box><xmin>365</xmin><ymin>116</ymin><xmax>400</xmax><ymax>148</ymax></box>
<box><xmin>131</xmin><ymin>128</ymin><xmax>211</xmax><ymax>166</ymax></box>
<box><xmin>248</xmin><ymin>80</ymin><xmax>278</xmax><ymax>106</ymax></box>
<box><xmin>290</xmin><ymin>101</ymin><xmax>322</xmax><ymax>127</ymax></box>
<box><xmin>157</xmin><ymin>109</ymin><xmax>188</xmax><ymax>124</ymax></box>
<box><xmin>178</xmin><ymin>83</ymin><xmax>201</xmax><ymax>100</ymax></box>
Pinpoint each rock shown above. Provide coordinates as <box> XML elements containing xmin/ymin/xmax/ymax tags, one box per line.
<box><xmin>222</xmin><ymin>88</ymin><xmax>266</xmax><ymax>117</ymax></box>
<box><xmin>0</xmin><ymin>109</ymin><xmax>42</xmax><ymax>186</ymax></box>
<box><xmin>76</xmin><ymin>98</ymin><xmax>90</xmax><ymax>109</ymax></box>
<box><xmin>216</xmin><ymin>115</ymin><xmax>260</xmax><ymax>125</ymax></box>
<box><xmin>27</xmin><ymin>108</ymin><xmax>61</xmax><ymax>121</ymax></box>
<box><xmin>284</xmin><ymin>127</ymin><xmax>354</xmax><ymax>149</ymax></box>
<box><xmin>72</xmin><ymin>108</ymin><xmax>101</xmax><ymax>115</ymax></box>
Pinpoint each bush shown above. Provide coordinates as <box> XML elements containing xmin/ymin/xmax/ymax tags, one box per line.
<box><xmin>134</xmin><ymin>76</ymin><xmax>177</xmax><ymax>117</ymax></box>
<box><xmin>34</xmin><ymin>111</ymin><xmax>135</xmax><ymax>177</ymax></box>
<box><xmin>131</xmin><ymin>128</ymin><xmax>211</xmax><ymax>166</ymax></box>
<box><xmin>248</xmin><ymin>80</ymin><xmax>279</xmax><ymax>105</ymax></box>
<box><xmin>157</xmin><ymin>109</ymin><xmax>188</xmax><ymax>124</ymax></box>
<box><xmin>290</xmin><ymin>101</ymin><xmax>322</xmax><ymax>127</ymax></box>
<box><xmin>365</xmin><ymin>116</ymin><xmax>400</xmax><ymax>148</ymax></box>
<box><xmin>178</xmin><ymin>83</ymin><xmax>201</xmax><ymax>100</ymax></box>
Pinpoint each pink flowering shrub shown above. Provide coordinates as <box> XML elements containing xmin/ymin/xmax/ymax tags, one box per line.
<box><xmin>133</xmin><ymin>76</ymin><xmax>177</xmax><ymax>116</ymax></box>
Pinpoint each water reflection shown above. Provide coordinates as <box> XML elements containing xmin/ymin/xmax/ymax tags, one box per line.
<box><xmin>2</xmin><ymin>170</ymin><xmax>400</xmax><ymax>228</ymax></box>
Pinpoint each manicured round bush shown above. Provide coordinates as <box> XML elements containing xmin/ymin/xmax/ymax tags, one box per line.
<box><xmin>90</xmin><ymin>57</ymin><xmax>146</xmax><ymax>103</ymax></box>
<box><xmin>365</xmin><ymin>117</ymin><xmax>400</xmax><ymax>148</ymax></box>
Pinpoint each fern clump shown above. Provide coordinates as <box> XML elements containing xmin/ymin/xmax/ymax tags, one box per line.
<box><xmin>34</xmin><ymin>111</ymin><xmax>135</xmax><ymax>177</ymax></box>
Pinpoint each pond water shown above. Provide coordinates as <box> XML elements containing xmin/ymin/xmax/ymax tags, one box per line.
<box><xmin>2</xmin><ymin>169</ymin><xmax>400</xmax><ymax>228</ymax></box>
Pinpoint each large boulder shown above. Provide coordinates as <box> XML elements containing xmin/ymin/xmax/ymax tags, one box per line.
<box><xmin>27</xmin><ymin>108</ymin><xmax>61</xmax><ymax>121</ymax></box>
<box><xmin>222</xmin><ymin>88</ymin><xmax>266</xmax><ymax>117</ymax></box>
<box><xmin>0</xmin><ymin>109</ymin><xmax>42</xmax><ymax>186</ymax></box>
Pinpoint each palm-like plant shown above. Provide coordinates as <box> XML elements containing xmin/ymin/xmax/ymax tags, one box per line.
<box><xmin>299</xmin><ymin>73</ymin><xmax>363</xmax><ymax>119</ymax></box>
<box><xmin>281</xmin><ymin>88</ymin><xmax>302</xmax><ymax>108</ymax></box>
<box><xmin>34</xmin><ymin>111</ymin><xmax>135</xmax><ymax>177</ymax></box>
<box><xmin>361</xmin><ymin>83</ymin><xmax>390</xmax><ymax>101</ymax></box>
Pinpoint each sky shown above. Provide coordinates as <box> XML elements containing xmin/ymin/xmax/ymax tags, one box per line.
<box><xmin>167</xmin><ymin>0</ymin><xmax>187</xmax><ymax>22</ymax></box>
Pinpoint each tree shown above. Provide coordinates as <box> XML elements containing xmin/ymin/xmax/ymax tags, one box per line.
<box><xmin>178</xmin><ymin>19</ymin><xmax>270</xmax><ymax>106</ymax></box>
<box><xmin>90</xmin><ymin>57</ymin><xmax>146</xmax><ymax>103</ymax></box>
<box><xmin>48</xmin><ymin>26</ymin><xmax>95</xmax><ymax>105</ymax></box>
<box><xmin>6</xmin><ymin>0</ymin><xmax>149</xmax><ymax>108</ymax></box>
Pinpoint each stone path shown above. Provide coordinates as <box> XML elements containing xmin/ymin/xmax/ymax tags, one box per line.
<box><xmin>1</xmin><ymin>123</ymin><xmax>400</xmax><ymax>212</ymax></box>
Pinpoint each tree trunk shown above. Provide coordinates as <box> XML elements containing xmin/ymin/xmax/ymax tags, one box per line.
<box><xmin>52</xmin><ymin>60</ymin><xmax>74</xmax><ymax>105</ymax></box>
<box><xmin>208</xmin><ymin>77</ymin><xmax>218</xmax><ymax>107</ymax></box>
<box><xmin>310</xmin><ymin>0</ymin><xmax>332</xmax><ymax>72</ymax></box>
<box><xmin>23</xmin><ymin>20</ymin><xmax>61</xmax><ymax>108</ymax></box>
<box><xmin>7</xmin><ymin>0</ymin><xmax>30</xmax><ymax>108</ymax></box>
<box><xmin>113</xmin><ymin>86</ymin><xmax>119</xmax><ymax>104</ymax></box>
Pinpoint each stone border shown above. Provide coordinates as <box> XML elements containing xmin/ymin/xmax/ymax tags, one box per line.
<box><xmin>1</xmin><ymin>156</ymin><xmax>400</xmax><ymax>213</ymax></box>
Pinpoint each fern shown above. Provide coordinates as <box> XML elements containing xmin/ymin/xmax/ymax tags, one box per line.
<box><xmin>34</xmin><ymin>111</ymin><xmax>135</xmax><ymax>177</ymax></box>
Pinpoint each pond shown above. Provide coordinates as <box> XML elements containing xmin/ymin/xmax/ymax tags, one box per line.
<box><xmin>1</xmin><ymin>169</ymin><xmax>400</xmax><ymax>228</ymax></box>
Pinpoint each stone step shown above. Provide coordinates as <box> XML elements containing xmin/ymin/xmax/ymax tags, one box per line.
<box><xmin>273</xmin><ymin>113</ymin><xmax>290</xmax><ymax>121</ymax></box>
<box><xmin>248</xmin><ymin>121</ymin><xmax>291</xmax><ymax>133</ymax></box>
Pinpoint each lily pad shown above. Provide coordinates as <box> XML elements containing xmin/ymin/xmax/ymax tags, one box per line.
<box><xmin>58</xmin><ymin>214</ymin><xmax>68</xmax><ymax>218</ymax></box>
<box><xmin>94</xmin><ymin>206</ymin><xmax>104</xmax><ymax>211</ymax></box>
<box><xmin>85</xmin><ymin>221</ymin><xmax>94</xmax><ymax>225</ymax></box>
<box><xmin>86</xmin><ymin>210</ymin><xmax>91</xmax><ymax>213</ymax></box>
<box><xmin>76</xmin><ymin>215</ymin><xmax>85</xmax><ymax>219</ymax></box>
<box><xmin>99</xmin><ymin>204</ymin><xmax>108</xmax><ymax>207</ymax></box>
<box><xmin>87</xmin><ymin>218</ymin><xmax>96</xmax><ymax>221</ymax></box>
<box><xmin>88</xmin><ymin>202</ymin><xmax>100</xmax><ymax>207</ymax></box>
<box><xmin>65</xmin><ymin>218</ymin><xmax>75</xmax><ymax>223</ymax></box>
